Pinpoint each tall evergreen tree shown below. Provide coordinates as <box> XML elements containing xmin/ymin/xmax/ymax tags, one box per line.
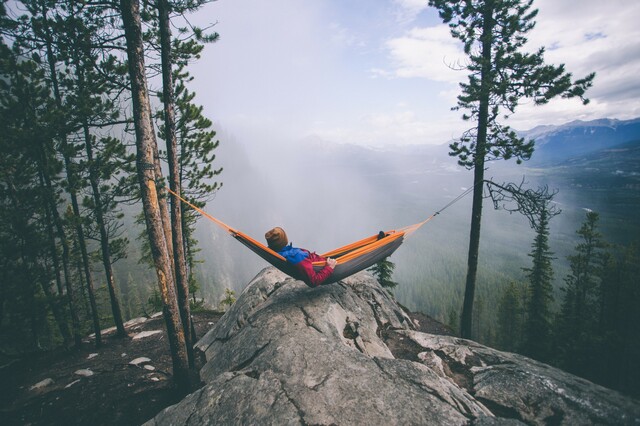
<box><xmin>555</xmin><ymin>211</ymin><xmax>606</xmax><ymax>376</ymax></box>
<box><xmin>496</xmin><ymin>281</ymin><xmax>523</xmax><ymax>352</ymax></box>
<box><xmin>428</xmin><ymin>0</ymin><xmax>594</xmax><ymax>338</ymax></box>
<box><xmin>154</xmin><ymin>33</ymin><xmax>222</xmax><ymax>324</ymax></box>
<box><xmin>17</xmin><ymin>0</ymin><xmax>104</xmax><ymax>346</ymax></box>
<box><xmin>607</xmin><ymin>244</ymin><xmax>640</xmax><ymax>397</ymax></box>
<box><xmin>152</xmin><ymin>1</ymin><xmax>221</xmax><ymax>334</ymax></box>
<box><xmin>157</xmin><ymin>0</ymin><xmax>195</xmax><ymax>365</ymax></box>
<box><xmin>2</xmin><ymin>0</ymin><xmax>87</xmax><ymax>348</ymax></box>
<box><xmin>58</xmin><ymin>0</ymin><xmax>132</xmax><ymax>338</ymax></box>
<box><xmin>119</xmin><ymin>0</ymin><xmax>192</xmax><ymax>394</ymax></box>
<box><xmin>172</xmin><ymin>66</ymin><xmax>222</xmax><ymax>298</ymax></box>
<box><xmin>0</xmin><ymin>33</ymin><xmax>69</xmax><ymax>350</ymax></box>
<box><xmin>522</xmin><ymin>205</ymin><xmax>555</xmax><ymax>361</ymax></box>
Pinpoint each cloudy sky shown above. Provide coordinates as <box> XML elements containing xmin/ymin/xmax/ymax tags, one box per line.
<box><xmin>187</xmin><ymin>0</ymin><xmax>640</xmax><ymax>148</ymax></box>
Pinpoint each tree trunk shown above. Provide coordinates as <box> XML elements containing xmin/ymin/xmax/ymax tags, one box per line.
<box><xmin>66</xmin><ymin>158</ymin><xmax>102</xmax><ymax>347</ymax></box>
<box><xmin>158</xmin><ymin>0</ymin><xmax>195</xmax><ymax>367</ymax></box>
<box><xmin>41</xmin><ymin>173</ymin><xmax>72</xmax><ymax>345</ymax></box>
<box><xmin>83</xmin><ymin>121</ymin><xmax>127</xmax><ymax>337</ymax></box>
<box><xmin>43</xmin><ymin>196</ymin><xmax>64</xmax><ymax>296</ymax></box>
<box><xmin>460</xmin><ymin>0</ymin><xmax>494</xmax><ymax>339</ymax></box>
<box><xmin>40</xmin><ymin>278</ymin><xmax>72</xmax><ymax>344</ymax></box>
<box><xmin>120</xmin><ymin>0</ymin><xmax>192</xmax><ymax>394</ymax></box>
<box><xmin>182</xmin><ymin>201</ymin><xmax>199</xmax><ymax>343</ymax></box>
<box><xmin>43</xmin><ymin>151</ymin><xmax>83</xmax><ymax>348</ymax></box>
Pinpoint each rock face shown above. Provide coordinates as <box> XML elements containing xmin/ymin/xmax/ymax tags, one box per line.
<box><xmin>147</xmin><ymin>268</ymin><xmax>640</xmax><ymax>425</ymax></box>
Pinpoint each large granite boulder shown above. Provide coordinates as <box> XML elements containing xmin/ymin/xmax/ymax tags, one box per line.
<box><xmin>147</xmin><ymin>268</ymin><xmax>640</xmax><ymax>425</ymax></box>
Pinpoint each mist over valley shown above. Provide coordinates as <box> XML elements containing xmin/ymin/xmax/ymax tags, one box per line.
<box><xmin>189</xmin><ymin>118</ymin><xmax>640</xmax><ymax>331</ymax></box>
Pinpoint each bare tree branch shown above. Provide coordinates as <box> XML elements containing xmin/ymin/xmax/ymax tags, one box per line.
<box><xmin>484</xmin><ymin>177</ymin><xmax>561</xmax><ymax>231</ymax></box>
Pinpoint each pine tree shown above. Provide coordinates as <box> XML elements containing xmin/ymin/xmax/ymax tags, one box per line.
<box><xmin>611</xmin><ymin>244</ymin><xmax>640</xmax><ymax>397</ymax></box>
<box><xmin>555</xmin><ymin>211</ymin><xmax>606</xmax><ymax>376</ymax></box>
<box><xmin>119</xmin><ymin>0</ymin><xmax>192</xmax><ymax>394</ymax></box>
<box><xmin>163</xmin><ymin>36</ymin><xmax>222</xmax><ymax>304</ymax></box>
<box><xmin>56</xmin><ymin>0</ymin><xmax>134</xmax><ymax>338</ymax></box>
<box><xmin>522</xmin><ymin>205</ymin><xmax>555</xmax><ymax>361</ymax></box>
<box><xmin>496</xmin><ymin>282</ymin><xmax>524</xmax><ymax>352</ymax></box>
<box><xmin>367</xmin><ymin>258</ymin><xmax>398</xmax><ymax>289</ymax></box>
<box><xmin>446</xmin><ymin>307</ymin><xmax>459</xmax><ymax>335</ymax></box>
<box><xmin>0</xmin><ymin>31</ymin><xmax>70</xmax><ymax>350</ymax></box>
<box><xmin>135</xmin><ymin>0</ymin><xmax>223</xmax><ymax>357</ymax></box>
<box><xmin>2</xmin><ymin>0</ymin><xmax>89</xmax><ymax>348</ymax></box>
<box><xmin>579</xmin><ymin>242</ymin><xmax>640</xmax><ymax>396</ymax></box>
<box><xmin>155</xmin><ymin>0</ymin><xmax>218</xmax><ymax>366</ymax></box>
<box><xmin>219</xmin><ymin>288</ymin><xmax>236</xmax><ymax>312</ymax></box>
<box><xmin>18</xmin><ymin>0</ymin><xmax>105</xmax><ymax>346</ymax></box>
<box><xmin>155</xmin><ymin>0</ymin><xmax>193</xmax><ymax>364</ymax></box>
<box><xmin>429</xmin><ymin>0</ymin><xmax>594</xmax><ymax>338</ymax></box>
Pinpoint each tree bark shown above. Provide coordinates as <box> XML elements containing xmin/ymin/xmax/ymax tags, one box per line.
<box><xmin>40</xmin><ymin>278</ymin><xmax>72</xmax><ymax>344</ymax></box>
<box><xmin>158</xmin><ymin>0</ymin><xmax>195</xmax><ymax>367</ymax></box>
<box><xmin>83</xmin><ymin>121</ymin><xmax>127</xmax><ymax>337</ymax></box>
<box><xmin>66</xmin><ymin>158</ymin><xmax>102</xmax><ymax>347</ymax></box>
<box><xmin>460</xmin><ymin>0</ymin><xmax>494</xmax><ymax>339</ymax></box>
<box><xmin>40</xmin><ymin>172</ymin><xmax>72</xmax><ymax>345</ymax></box>
<box><xmin>120</xmin><ymin>0</ymin><xmax>192</xmax><ymax>393</ymax></box>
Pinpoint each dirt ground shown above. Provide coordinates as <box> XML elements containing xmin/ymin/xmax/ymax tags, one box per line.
<box><xmin>0</xmin><ymin>307</ymin><xmax>452</xmax><ymax>426</ymax></box>
<box><xmin>0</xmin><ymin>311</ymin><xmax>223</xmax><ymax>426</ymax></box>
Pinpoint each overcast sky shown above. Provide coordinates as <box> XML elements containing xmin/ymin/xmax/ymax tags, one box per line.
<box><xmin>187</xmin><ymin>0</ymin><xmax>640</xmax><ymax>148</ymax></box>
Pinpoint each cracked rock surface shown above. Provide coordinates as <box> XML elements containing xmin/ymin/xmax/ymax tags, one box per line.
<box><xmin>146</xmin><ymin>268</ymin><xmax>640</xmax><ymax>425</ymax></box>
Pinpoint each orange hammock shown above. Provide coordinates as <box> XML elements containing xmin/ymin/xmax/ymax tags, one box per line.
<box><xmin>167</xmin><ymin>189</ymin><xmax>437</xmax><ymax>284</ymax></box>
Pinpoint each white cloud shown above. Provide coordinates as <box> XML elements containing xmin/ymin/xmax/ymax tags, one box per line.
<box><xmin>509</xmin><ymin>0</ymin><xmax>640</xmax><ymax>128</ymax></box>
<box><xmin>393</xmin><ymin>0</ymin><xmax>431</xmax><ymax>23</ymax></box>
<box><xmin>377</xmin><ymin>25</ymin><xmax>466</xmax><ymax>83</ymax></box>
<box><xmin>308</xmin><ymin>105</ymin><xmax>465</xmax><ymax>147</ymax></box>
<box><xmin>378</xmin><ymin>0</ymin><xmax>640</xmax><ymax>131</ymax></box>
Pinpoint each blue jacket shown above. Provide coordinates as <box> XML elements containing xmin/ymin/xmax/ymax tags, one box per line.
<box><xmin>278</xmin><ymin>244</ymin><xmax>310</xmax><ymax>264</ymax></box>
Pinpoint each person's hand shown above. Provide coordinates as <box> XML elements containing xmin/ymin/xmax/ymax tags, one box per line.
<box><xmin>326</xmin><ymin>258</ymin><xmax>337</xmax><ymax>269</ymax></box>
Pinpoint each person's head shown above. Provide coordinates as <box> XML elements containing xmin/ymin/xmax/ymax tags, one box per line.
<box><xmin>265</xmin><ymin>227</ymin><xmax>288</xmax><ymax>251</ymax></box>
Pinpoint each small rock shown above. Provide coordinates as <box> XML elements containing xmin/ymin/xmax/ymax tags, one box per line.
<box><xmin>124</xmin><ymin>316</ymin><xmax>148</xmax><ymax>327</ymax></box>
<box><xmin>74</xmin><ymin>369</ymin><xmax>94</xmax><ymax>377</ymax></box>
<box><xmin>150</xmin><ymin>377</ymin><xmax>160</xmax><ymax>382</ymax></box>
<box><xmin>121</xmin><ymin>353</ymin><xmax>127</xmax><ymax>358</ymax></box>
<box><xmin>132</xmin><ymin>330</ymin><xmax>162</xmax><ymax>340</ymax></box>
<box><xmin>150</xmin><ymin>312</ymin><xmax>163</xmax><ymax>319</ymax></box>
<box><xmin>87</xmin><ymin>353</ymin><xmax>98</xmax><ymax>360</ymax></box>
<box><xmin>100</xmin><ymin>326</ymin><xmax>117</xmax><ymax>335</ymax></box>
<box><xmin>30</xmin><ymin>378</ymin><xmax>54</xmax><ymax>391</ymax></box>
<box><xmin>129</xmin><ymin>357</ymin><xmax>152</xmax><ymax>366</ymax></box>
<box><xmin>144</xmin><ymin>365</ymin><xmax>156</xmax><ymax>371</ymax></box>
<box><xmin>65</xmin><ymin>380</ymin><xmax>81</xmax><ymax>389</ymax></box>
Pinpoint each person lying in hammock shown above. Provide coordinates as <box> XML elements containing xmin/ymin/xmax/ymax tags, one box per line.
<box><xmin>265</xmin><ymin>227</ymin><xmax>337</xmax><ymax>287</ymax></box>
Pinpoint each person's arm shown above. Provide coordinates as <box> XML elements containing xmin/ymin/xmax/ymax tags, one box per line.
<box><xmin>296</xmin><ymin>257</ymin><xmax>335</xmax><ymax>287</ymax></box>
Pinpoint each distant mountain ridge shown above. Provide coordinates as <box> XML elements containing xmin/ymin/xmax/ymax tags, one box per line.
<box><xmin>521</xmin><ymin>117</ymin><xmax>640</xmax><ymax>164</ymax></box>
<box><xmin>296</xmin><ymin>117</ymin><xmax>640</xmax><ymax>169</ymax></box>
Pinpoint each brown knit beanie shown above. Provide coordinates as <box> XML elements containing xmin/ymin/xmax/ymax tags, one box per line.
<box><xmin>265</xmin><ymin>227</ymin><xmax>288</xmax><ymax>251</ymax></box>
